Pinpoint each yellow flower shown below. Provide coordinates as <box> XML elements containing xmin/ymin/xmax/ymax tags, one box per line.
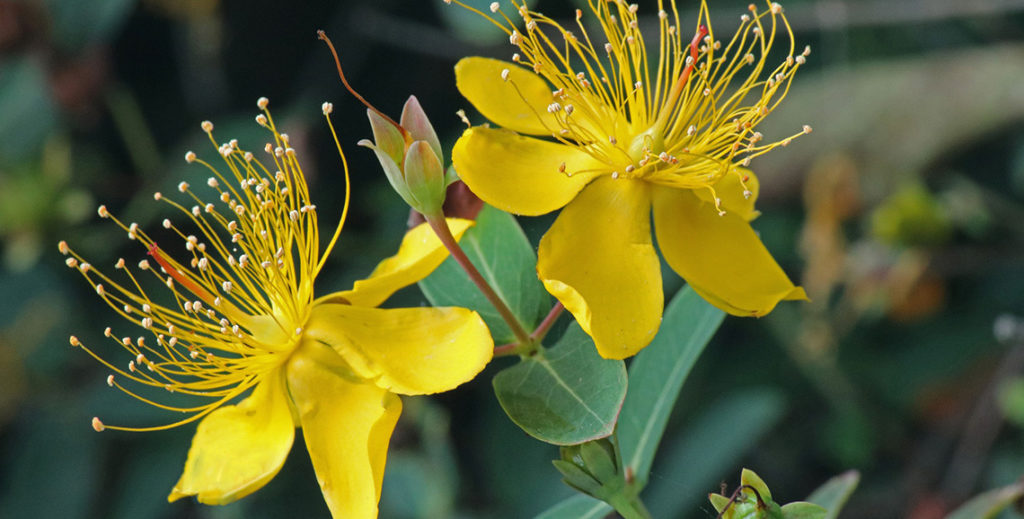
<box><xmin>60</xmin><ymin>99</ymin><xmax>492</xmax><ymax>518</ymax></box>
<box><xmin>451</xmin><ymin>0</ymin><xmax>809</xmax><ymax>358</ymax></box>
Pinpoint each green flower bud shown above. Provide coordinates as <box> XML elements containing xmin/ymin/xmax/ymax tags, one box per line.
<box><xmin>359</xmin><ymin>97</ymin><xmax>449</xmax><ymax>217</ymax></box>
<box><xmin>709</xmin><ymin>469</ymin><xmax>786</xmax><ymax>519</ymax></box>
<box><xmin>403</xmin><ymin>140</ymin><xmax>446</xmax><ymax>215</ymax></box>
<box><xmin>400</xmin><ymin>96</ymin><xmax>443</xmax><ymax>163</ymax></box>
<box><xmin>577</xmin><ymin>438</ymin><xmax>618</xmax><ymax>483</ymax></box>
<box><xmin>553</xmin><ymin>438</ymin><xmax>625</xmax><ymax>501</ymax></box>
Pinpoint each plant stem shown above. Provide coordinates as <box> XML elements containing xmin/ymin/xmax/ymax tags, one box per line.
<box><xmin>530</xmin><ymin>302</ymin><xmax>564</xmax><ymax>342</ymax></box>
<box><xmin>607</xmin><ymin>492</ymin><xmax>653</xmax><ymax>519</ymax></box>
<box><xmin>425</xmin><ymin>215</ymin><xmax>533</xmax><ymax>346</ymax></box>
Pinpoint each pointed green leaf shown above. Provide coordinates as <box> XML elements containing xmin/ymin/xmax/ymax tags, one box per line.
<box><xmin>944</xmin><ymin>481</ymin><xmax>1024</xmax><ymax>519</ymax></box>
<box><xmin>781</xmin><ymin>502</ymin><xmax>828</xmax><ymax>519</ymax></box>
<box><xmin>535</xmin><ymin>494</ymin><xmax>612</xmax><ymax>519</ymax></box>
<box><xmin>492</xmin><ymin>323</ymin><xmax>627</xmax><ymax>445</ymax></box>
<box><xmin>419</xmin><ymin>204</ymin><xmax>550</xmax><ymax>343</ymax></box>
<box><xmin>617</xmin><ymin>285</ymin><xmax>725</xmax><ymax>486</ymax></box>
<box><xmin>551</xmin><ymin>460</ymin><xmax>603</xmax><ymax>496</ymax></box>
<box><xmin>806</xmin><ymin>470</ymin><xmax>860</xmax><ymax>519</ymax></box>
<box><xmin>742</xmin><ymin>468</ymin><xmax>774</xmax><ymax>502</ymax></box>
<box><xmin>578</xmin><ymin>440</ymin><xmax>617</xmax><ymax>483</ymax></box>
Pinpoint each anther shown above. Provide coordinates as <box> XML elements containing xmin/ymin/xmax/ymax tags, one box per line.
<box><xmin>79</xmin><ymin>262</ymin><xmax>91</xmax><ymax>273</ymax></box>
<box><xmin>58</xmin><ymin>240</ymin><xmax>69</xmax><ymax>255</ymax></box>
<box><xmin>178</xmin><ymin>181</ymin><xmax>189</xmax><ymax>193</ymax></box>
<box><xmin>201</xmin><ymin>120</ymin><xmax>214</xmax><ymax>133</ymax></box>
<box><xmin>69</xmin><ymin>335</ymin><xmax>80</xmax><ymax>347</ymax></box>
<box><xmin>92</xmin><ymin>417</ymin><xmax>105</xmax><ymax>432</ymax></box>
<box><xmin>95</xmin><ymin>284</ymin><xmax>105</xmax><ymax>296</ymax></box>
<box><xmin>321</xmin><ymin>102</ymin><xmax>333</xmax><ymax>115</ymax></box>
<box><xmin>802</xmin><ymin>125</ymin><xmax>813</xmax><ymax>134</ymax></box>
<box><xmin>501</xmin><ymin>68</ymin><xmax>510</xmax><ymax>81</ymax></box>
<box><xmin>605</xmin><ymin>42</ymin><xmax>613</xmax><ymax>54</ymax></box>
<box><xmin>489</xmin><ymin>2</ymin><xmax>499</xmax><ymax>12</ymax></box>
<box><xmin>106</xmin><ymin>375</ymin><xmax>114</xmax><ymax>387</ymax></box>
<box><xmin>257</xmin><ymin>97</ymin><xmax>269</xmax><ymax>109</ymax></box>
<box><xmin>115</xmin><ymin>258</ymin><xmax>125</xmax><ymax>269</ymax></box>
<box><xmin>256</xmin><ymin>114</ymin><xmax>268</xmax><ymax>126</ymax></box>
<box><xmin>509</xmin><ymin>30</ymin><xmax>522</xmax><ymax>45</ymax></box>
<box><xmin>611</xmin><ymin>172</ymin><xmax>620</xmax><ymax>179</ymax></box>
<box><xmin>104</xmin><ymin>327</ymin><xmax>112</xmax><ymax>337</ymax></box>
<box><xmin>185</xmin><ymin>151</ymin><xmax>197</xmax><ymax>163</ymax></box>
<box><xmin>97</xmin><ymin>205</ymin><xmax>110</xmax><ymax>218</ymax></box>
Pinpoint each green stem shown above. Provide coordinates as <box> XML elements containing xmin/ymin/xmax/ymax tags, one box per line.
<box><xmin>607</xmin><ymin>492</ymin><xmax>653</xmax><ymax>519</ymax></box>
<box><xmin>425</xmin><ymin>215</ymin><xmax>533</xmax><ymax>347</ymax></box>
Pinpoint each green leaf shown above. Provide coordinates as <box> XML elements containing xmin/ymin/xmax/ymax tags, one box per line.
<box><xmin>806</xmin><ymin>470</ymin><xmax>860</xmax><ymax>519</ymax></box>
<box><xmin>535</xmin><ymin>494</ymin><xmax>612</xmax><ymax>519</ymax></box>
<box><xmin>551</xmin><ymin>460</ymin><xmax>603</xmax><ymax>496</ymax></box>
<box><xmin>419</xmin><ymin>204</ymin><xmax>550</xmax><ymax>343</ymax></box>
<box><xmin>617</xmin><ymin>285</ymin><xmax>725</xmax><ymax>486</ymax></box>
<box><xmin>492</xmin><ymin>323</ymin><xmax>627</xmax><ymax>445</ymax></box>
<box><xmin>781</xmin><ymin>502</ymin><xmax>829</xmax><ymax>519</ymax></box>
<box><xmin>944</xmin><ymin>481</ymin><xmax>1024</xmax><ymax>519</ymax></box>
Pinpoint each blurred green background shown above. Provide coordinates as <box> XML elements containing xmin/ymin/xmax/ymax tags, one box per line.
<box><xmin>2</xmin><ymin>0</ymin><xmax>1024</xmax><ymax>517</ymax></box>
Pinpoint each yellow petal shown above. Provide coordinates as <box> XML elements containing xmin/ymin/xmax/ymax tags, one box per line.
<box><xmin>653</xmin><ymin>186</ymin><xmax>807</xmax><ymax>317</ymax></box>
<box><xmin>456</xmin><ymin>57</ymin><xmax>557</xmax><ymax>136</ymax></box>
<box><xmin>537</xmin><ymin>177</ymin><xmax>663</xmax><ymax>359</ymax></box>
<box><xmin>319</xmin><ymin>219</ymin><xmax>473</xmax><ymax>308</ymax></box>
<box><xmin>452</xmin><ymin>127</ymin><xmax>602</xmax><ymax>216</ymax></box>
<box><xmin>694</xmin><ymin>167</ymin><xmax>761</xmax><ymax>221</ymax></box>
<box><xmin>168</xmin><ymin>370</ymin><xmax>294</xmax><ymax>505</ymax></box>
<box><xmin>286</xmin><ymin>345</ymin><xmax>402</xmax><ymax>519</ymax></box>
<box><xmin>304</xmin><ymin>303</ymin><xmax>493</xmax><ymax>395</ymax></box>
